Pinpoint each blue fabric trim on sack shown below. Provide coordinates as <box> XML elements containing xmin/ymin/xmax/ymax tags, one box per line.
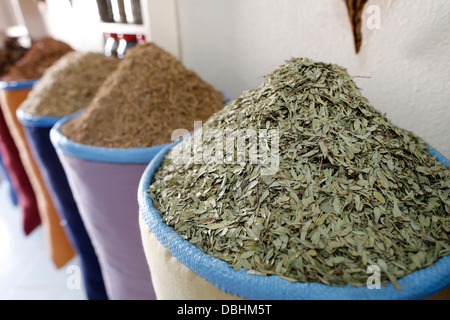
<box><xmin>428</xmin><ymin>147</ymin><xmax>450</xmax><ymax>167</ymax></box>
<box><xmin>16</xmin><ymin>108</ymin><xmax>63</xmax><ymax>128</ymax></box>
<box><xmin>138</xmin><ymin>140</ymin><xmax>450</xmax><ymax>300</ymax></box>
<box><xmin>50</xmin><ymin>111</ymin><xmax>169</xmax><ymax>164</ymax></box>
<box><xmin>49</xmin><ymin>92</ymin><xmax>228</xmax><ymax>164</ymax></box>
<box><xmin>0</xmin><ymin>78</ymin><xmax>40</xmax><ymax>91</ymax></box>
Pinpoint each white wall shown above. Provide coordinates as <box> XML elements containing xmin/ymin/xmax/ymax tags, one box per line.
<box><xmin>39</xmin><ymin>0</ymin><xmax>104</xmax><ymax>53</ymax></box>
<box><xmin>176</xmin><ymin>0</ymin><xmax>450</xmax><ymax>158</ymax></box>
<box><xmin>8</xmin><ymin>0</ymin><xmax>449</xmax><ymax>157</ymax></box>
<box><xmin>0</xmin><ymin>1</ymin><xmax>18</xmax><ymax>34</ymax></box>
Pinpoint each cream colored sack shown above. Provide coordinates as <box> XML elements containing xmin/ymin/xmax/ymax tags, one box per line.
<box><xmin>139</xmin><ymin>214</ymin><xmax>244</xmax><ymax>300</ymax></box>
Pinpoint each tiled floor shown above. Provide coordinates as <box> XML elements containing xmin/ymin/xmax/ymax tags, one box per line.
<box><xmin>0</xmin><ymin>180</ymin><xmax>86</xmax><ymax>300</ymax></box>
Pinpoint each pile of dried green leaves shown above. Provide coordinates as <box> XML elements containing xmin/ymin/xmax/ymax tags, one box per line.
<box><xmin>149</xmin><ymin>57</ymin><xmax>450</xmax><ymax>288</ymax></box>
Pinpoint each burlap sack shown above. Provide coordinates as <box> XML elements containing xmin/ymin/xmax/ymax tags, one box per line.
<box><xmin>138</xmin><ymin>214</ymin><xmax>244</xmax><ymax>300</ymax></box>
<box><xmin>137</xmin><ymin>142</ymin><xmax>450</xmax><ymax>300</ymax></box>
<box><xmin>0</xmin><ymin>79</ymin><xmax>75</xmax><ymax>267</ymax></box>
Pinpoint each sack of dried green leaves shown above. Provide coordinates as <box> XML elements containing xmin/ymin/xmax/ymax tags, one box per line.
<box><xmin>141</xmin><ymin>57</ymin><xmax>450</xmax><ymax>300</ymax></box>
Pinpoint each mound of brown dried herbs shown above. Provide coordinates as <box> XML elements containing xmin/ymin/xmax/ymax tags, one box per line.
<box><xmin>20</xmin><ymin>51</ymin><xmax>120</xmax><ymax>117</ymax></box>
<box><xmin>148</xmin><ymin>57</ymin><xmax>450</xmax><ymax>288</ymax></box>
<box><xmin>2</xmin><ymin>36</ymin><xmax>73</xmax><ymax>81</ymax></box>
<box><xmin>61</xmin><ymin>42</ymin><xmax>225</xmax><ymax>148</ymax></box>
<box><xmin>0</xmin><ymin>36</ymin><xmax>28</xmax><ymax>78</ymax></box>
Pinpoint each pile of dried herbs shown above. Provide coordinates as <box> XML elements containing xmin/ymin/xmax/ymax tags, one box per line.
<box><xmin>61</xmin><ymin>42</ymin><xmax>225</xmax><ymax>148</ymax></box>
<box><xmin>20</xmin><ymin>52</ymin><xmax>120</xmax><ymax>117</ymax></box>
<box><xmin>3</xmin><ymin>36</ymin><xmax>73</xmax><ymax>82</ymax></box>
<box><xmin>148</xmin><ymin>57</ymin><xmax>450</xmax><ymax>288</ymax></box>
<box><xmin>0</xmin><ymin>36</ymin><xmax>28</xmax><ymax>78</ymax></box>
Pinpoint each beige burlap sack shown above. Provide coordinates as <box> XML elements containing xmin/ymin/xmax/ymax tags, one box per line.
<box><xmin>139</xmin><ymin>214</ymin><xmax>244</xmax><ymax>300</ymax></box>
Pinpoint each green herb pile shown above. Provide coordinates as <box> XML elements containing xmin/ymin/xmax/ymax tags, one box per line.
<box><xmin>148</xmin><ymin>57</ymin><xmax>450</xmax><ymax>288</ymax></box>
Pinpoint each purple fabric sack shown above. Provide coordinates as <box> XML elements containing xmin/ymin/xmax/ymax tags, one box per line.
<box><xmin>50</xmin><ymin>113</ymin><xmax>165</xmax><ymax>300</ymax></box>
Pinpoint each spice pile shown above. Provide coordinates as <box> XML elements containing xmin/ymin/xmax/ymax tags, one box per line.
<box><xmin>2</xmin><ymin>36</ymin><xmax>73</xmax><ymax>81</ymax></box>
<box><xmin>61</xmin><ymin>42</ymin><xmax>225</xmax><ymax>148</ymax></box>
<box><xmin>20</xmin><ymin>52</ymin><xmax>120</xmax><ymax>117</ymax></box>
<box><xmin>149</xmin><ymin>57</ymin><xmax>450</xmax><ymax>288</ymax></box>
<box><xmin>0</xmin><ymin>37</ymin><xmax>28</xmax><ymax>77</ymax></box>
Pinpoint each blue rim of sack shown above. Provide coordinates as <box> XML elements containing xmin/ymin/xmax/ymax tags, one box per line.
<box><xmin>138</xmin><ymin>140</ymin><xmax>450</xmax><ymax>300</ymax></box>
<box><xmin>17</xmin><ymin>108</ymin><xmax>63</xmax><ymax>128</ymax></box>
<box><xmin>0</xmin><ymin>78</ymin><xmax>40</xmax><ymax>91</ymax></box>
<box><xmin>48</xmin><ymin>92</ymin><xmax>229</xmax><ymax>164</ymax></box>
<box><xmin>49</xmin><ymin>111</ymin><xmax>169</xmax><ymax>163</ymax></box>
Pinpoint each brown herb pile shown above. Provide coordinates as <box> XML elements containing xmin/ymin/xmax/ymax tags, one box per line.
<box><xmin>0</xmin><ymin>37</ymin><xmax>28</xmax><ymax>77</ymax></box>
<box><xmin>61</xmin><ymin>42</ymin><xmax>225</xmax><ymax>148</ymax></box>
<box><xmin>3</xmin><ymin>36</ymin><xmax>73</xmax><ymax>81</ymax></box>
<box><xmin>149</xmin><ymin>57</ymin><xmax>450</xmax><ymax>288</ymax></box>
<box><xmin>20</xmin><ymin>52</ymin><xmax>120</xmax><ymax>117</ymax></box>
